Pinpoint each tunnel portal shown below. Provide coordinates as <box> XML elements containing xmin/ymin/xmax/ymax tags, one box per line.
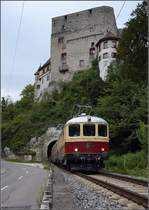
<box><xmin>47</xmin><ymin>140</ymin><xmax>57</xmax><ymax>160</ymax></box>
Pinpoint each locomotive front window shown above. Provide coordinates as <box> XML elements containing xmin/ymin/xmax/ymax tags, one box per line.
<box><xmin>69</xmin><ymin>124</ymin><xmax>80</xmax><ymax>137</ymax></box>
<box><xmin>83</xmin><ymin>124</ymin><xmax>95</xmax><ymax>136</ymax></box>
<box><xmin>98</xmin><ymin>124</ymin><xmax>107</xmax><ymax>137</ymax></box>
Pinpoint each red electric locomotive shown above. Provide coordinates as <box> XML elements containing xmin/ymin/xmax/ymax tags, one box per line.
<box><xmin>51</xmin><ymin>113</ymin><xmax>109</xmax><ymax>171</ymax></box>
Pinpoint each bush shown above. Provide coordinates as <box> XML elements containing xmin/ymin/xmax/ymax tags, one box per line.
<box><xmin>136</xmin><ymin>121</ymin><xmax>148</xmax><ymax>154</ymax></box>
<box><xmin>105</xmin><ymin>151</ymin><xmax>148</xmax><ymax>177</ymax></box>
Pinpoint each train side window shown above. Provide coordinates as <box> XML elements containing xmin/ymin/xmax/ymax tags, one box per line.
<box><xmin>69</xmin><ymin>124</ymin><xmax>80</xmax><ymax>137</ymax></box>
<box><xmin>98</xmin><ymin>124</ymin><xmax>107</xmax><ymax>137</ymax></box>
<box><xmin>83</xmin><ymin>124</ymin><xmax>95</xmax><ymax>136</ymax></box>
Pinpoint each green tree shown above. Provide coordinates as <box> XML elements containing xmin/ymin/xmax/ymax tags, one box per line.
<box><xmin>95</xmin><ymin>80</ymin><xmax>147</xmax><ymax>154</ymax></box>
<box><xmin>20</xmin><ymin>84</ymin><xmax>34</xmax><ymax>99</ymax></box>
<box><xmin>2</xmin><ymin>97</ymin><xmax>7</xmax><ymax>112</ymax></box>
<box><xmin>2</xmin><ymin>97</ymin><xmax>15</xmax><ymax>122</ymax></box>
<box><xmin>15</xmin><ymin>84</ymin><xmax>34</xmax><ymax>112</ymax></box>
<box><xmin>117</xmin><ymin>1</ymin><xmax>148</xmax><ymax>82</ymax></box>
<box><xmin>136</xmin><ymin>121</ymin><xmax>148</xmax><ymax>154</ymax></box>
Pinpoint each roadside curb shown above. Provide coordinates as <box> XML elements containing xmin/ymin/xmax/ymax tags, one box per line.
<box><xmin>40</xmin><ymin>168</ymin><xmax>53</xmax><ymax>209</ymax></box>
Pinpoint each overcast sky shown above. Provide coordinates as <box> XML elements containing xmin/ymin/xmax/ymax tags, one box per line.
<box><xmin>1</xmin><ymin>1</ymin><xmax>141</xmax><ymax>102</ymax></box>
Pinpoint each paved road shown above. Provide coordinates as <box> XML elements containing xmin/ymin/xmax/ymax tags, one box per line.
<box><xmin>1</xmin><ymin>160</ymin><xmax>48</xmax><ymax>209</ymax></box>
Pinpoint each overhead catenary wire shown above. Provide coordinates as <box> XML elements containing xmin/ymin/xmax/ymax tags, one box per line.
<box><xmin>108</xmin><ymin>0</ymin><xmax>126</xmax><ymax>33</ymax></box>
<box><xmin>115</xmin><ymin>0</ymin><xmax>126</xmax><ymax>21</ymax></box>
<box><xmin>7</xmin><ymin>1</ymin><xmax>25</xmax><ymax>97</ymax></box>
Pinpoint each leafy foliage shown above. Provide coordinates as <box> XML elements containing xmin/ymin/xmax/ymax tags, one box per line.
<box><xmin>116</xmin><ymin>1</ymin><xmax>148</xmax><ymax>82</ymax></box>
<box><xmin>1</xmin><ymin>1</ymin><xmax>148</xmax><ymax>175</ymax></box>
<box><xmin>95</xmin><ymin>80</ymin><xmax>147</xmax><ymax>154</ymax></box>
<box><xmin>105</xmin><ymin>151</ymin><xmax>147</xmax><ymax>177</ymax></box>
<box><xmin>136</xmin><ymin>121</ymin><xmax>148</xmax><ymax>154</ymax></box>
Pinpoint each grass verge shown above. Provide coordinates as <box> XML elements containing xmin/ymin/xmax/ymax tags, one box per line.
<box><xmin>105</xmin><ymin>151</ymin><xmax>148</xmax><ymax>178</ymax></box>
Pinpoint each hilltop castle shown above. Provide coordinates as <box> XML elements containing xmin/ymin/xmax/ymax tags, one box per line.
<box><xmin>34</xmin><ymin>6</ymin><xmax>120</xmax><ymax>101</ymax></box>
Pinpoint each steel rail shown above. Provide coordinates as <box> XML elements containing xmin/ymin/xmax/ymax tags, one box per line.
<box><xmin>99</xmin><ymin>171</ymin><xmax>148</xmax><ymax>187</ymax></box>
<box><xmin>75</xmin><ymin>172</ymin><xmax>148</xmax><ymax>208</ymax></box>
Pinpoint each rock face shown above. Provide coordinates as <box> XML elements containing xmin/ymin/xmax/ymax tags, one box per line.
<box><xmin>27</xmin><ymin>127</ymin><xmax>62</xmax><ymax>161</ymax></box>
<box><xmin>3</xmin><ymin>128</ymin><xmax>61</xmax><ymax>162</ymax></box>
<box><xmin>3</xmin><ymin>147</ymin><xmax>16</xmax><ymax>159</ymax></box>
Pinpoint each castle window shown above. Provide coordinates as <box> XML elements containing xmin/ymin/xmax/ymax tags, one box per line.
<box><xmin>39</xmin><ymin>70</ymin><xmax>42</xmax><ymax>76</ymax></box>
<box><xmin>64</xmin><ymin>15</ymin><xmax>67</xmax><ymax>21</ymax></box>
<box><xmin>62</xmin><ymin>25</ymin><xmax>66</xmax><ymax>30</ymax></box>
<box><xmin>98</xmin><ymin>56</ymin><xmax>101</xmax><ymax>61</ymax></box>
<box><xmin>37</xmin><ymin>85</ymin><xmax>40</xmax><ymax>89</ymax></box>
<box><xmin>59</xmin><ymin>63</ymin><xmax>69</xmax><ymax>73</ymax></box>
<box><xmin>103</xmin><ymin>41</ymin><xmax>108</xmax><ymax>49</ymax></box>
<box><xmin>79</xmin><ymin>60</ymin><xmax>84</xmax><ymax>67</ymax></box>
<box><xmin>61</xmin><ymin>52</ymin><xmax>67</xmax><ymax>61</ymax></box>
<box><xmin>112</xmin><ymin>40</ymin><xmax>117</xmax><ymax>48</ymax></box>
<box><xmin>89</xmin><ymin>27</ymin><xmax>94</xmax><ymax>32</ymax></box>
<box><xmin>103</xmin><ymin>53</ymin><xmax>108</xmax><ymax>59</ymax></box>
<box><xmin>58</xmin><ymin>37</ymin><xmax>66</xmax><ymax>49</ymax></box>
<box><xmin>58</xmin><ymin>37</ymin><xmax>64</xmax><ymax>44</ymax></box>
<box><xmin>111</xmin><ymin>52</ymin><xmax>117</xmax><ymax>58</ymax></box>
<box><xmin>89</xmin><ymin>9</ymin><xmax>92</xmax><ymax>14</ymax></box>
<box><xmin>91</xmin><ymin>42</ymin><xmax>94</xmax><ymax>47</ymax></box>
<box><xmin>89</xmin><ymin>47</ymin><xmax>95</xmax><ymax>55</ymax></box>
<box><xmin>47</xmin><ymin>75</ymin><xmax>49</xmax><ymax>81</ymax></box>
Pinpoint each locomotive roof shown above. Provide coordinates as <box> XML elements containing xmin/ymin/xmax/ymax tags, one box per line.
<box><xmin>66</xmin><ymin>115</ymin><xmax>108</xmax><ymax>125</ymax></box>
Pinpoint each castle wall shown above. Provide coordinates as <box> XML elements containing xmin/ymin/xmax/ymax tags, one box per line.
<box><xmin>50</xmin><ymin>6</ymin><xmax>118</xmax><ymax>82</ymax></box>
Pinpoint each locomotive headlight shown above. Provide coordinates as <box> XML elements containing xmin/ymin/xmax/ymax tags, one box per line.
<box><xmin>74</xmin><ymin>148</ymin><xmax>78</xmax><ymax>152</ymax></box>
<box><xmin>101</xmin><ymin>148</ymin><xmax>105</xmax><ymax>152</ymax></box>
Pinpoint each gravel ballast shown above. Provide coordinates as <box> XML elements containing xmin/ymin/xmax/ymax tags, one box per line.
<box><xmin>41</xmin><ymin>165</ymin><xmax>146</xmax><ymax>210</ymax></box>
<box><xmin>60</xmin><ymin>167</ymin><xmax>146</xmax><ymax>210</ymax></box>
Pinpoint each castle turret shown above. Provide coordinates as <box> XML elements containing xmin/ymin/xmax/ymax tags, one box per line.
<box><xmin>34</xmin><ymin>58</ymin><xmax>51</xmax><ymax>101</ymax></box>
<box><xmin>96</xmin><ymin>31</ymin><xmax>119</xmax><ymax>81</ymax></box>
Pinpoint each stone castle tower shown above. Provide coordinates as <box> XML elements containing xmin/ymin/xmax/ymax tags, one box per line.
<box><xmin>34</xmin><ymin>6</ymin><xmax>118</xmax><ymax>100</ymax></box>
<box><xmin>50</xmin><ymin>6</ymin><xmax>118</xmax><ymax>82</ymax></box>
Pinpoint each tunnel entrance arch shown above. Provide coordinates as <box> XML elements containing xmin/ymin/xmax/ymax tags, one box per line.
<box><xmin>47</xmin><ymin>140</ymin><xmax>57</xmax><ymax>160</ymax></box>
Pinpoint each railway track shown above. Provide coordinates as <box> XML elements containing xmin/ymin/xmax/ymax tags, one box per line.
<box><xmin>99</xmin><ymin>170</ymin><xmax>148</xmax><ymax>187</ymax></box>
<box><xmin>53</xmin><ymin>163</ymin><xmax>148</xmax><ymax>208</ymax></box>
<box><xmin>74</xmin><ymin>172</ymin><xmax>148</xmax><ymax>208</ymax></box>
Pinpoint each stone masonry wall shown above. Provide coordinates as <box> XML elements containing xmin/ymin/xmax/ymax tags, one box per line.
<box><xmin>50</xmin><ymin>6</ymin><xmax>118</xmax><ymax>82</ymax></box>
